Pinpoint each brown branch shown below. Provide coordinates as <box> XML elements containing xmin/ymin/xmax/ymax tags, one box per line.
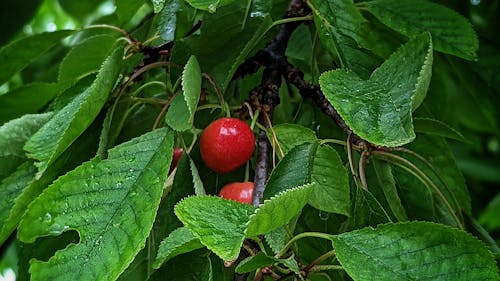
<box><xmin>248</xmin><ymin>1</ymin><xmax>309</xmax><ymax>207</ymax></box>
<box><xmin>284</xmin><ymin>63</ymin><xmax>358</xmax><ymax>139</ymax></box>
<box><xmin>233</xmin><ymin>0</ymin><xmax>358</xmax><ymax>142</ymax></box>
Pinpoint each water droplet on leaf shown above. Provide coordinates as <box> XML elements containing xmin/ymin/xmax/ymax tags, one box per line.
<box><xmin>43</xmin><ymin>212</ymin><xmax>52</xmax><ymax>223</ymax></box>
<box><xmin>208</xmin><ymin>3</ymin><xmax>217</xmax><ymax>13</ymax></box>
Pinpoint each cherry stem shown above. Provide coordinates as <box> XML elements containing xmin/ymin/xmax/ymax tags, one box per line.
<box><xmin>372</xmin><ymin>150</ymin><xmax>464</xmax><ymax>229</ymax></box>
<box><xmin>268</xmin><ymin>15</ymin><xmax>313</xmax><ymax>30</ymax></box>
<box><xmin>152</xmin><ymin>91</ymin><xmax>180</xmax><ymax>130</ymax></box>
<box><xmin>391</xmin><ymin>147</ymin><xmax>462</xmax><ymax>212</ymax></box>
<box><xmin>277</xmin><ymin>232</ymin><xmax>333</xmax><ymax>259</ymax></box>
<box><xmin>319</xmin><ymin>139</ymin><xmax>347</xmax><ymax>147</ymax></box>
<box><xmin>264</xmin><ymin>111</ymin><xmax>284</xmax><ymax>158</ymax></box>
<box><xmin>196</xmin><ymin>104</ymin><xmax>225</xmax><ymax>111</ymax></box>
<box><xmin>250</xmin><ymin>110</ymin><xmax>260</xmax><ymax>131</ymax></box>
<box><xmin>347</xmin><ymin>134</ymin><xmax>362</xmax><ymax>187</ymax></box>
<box><xmin>125</xmin><ymin>97</ymin><xmax>167</xmax><ymax>105</ymax></box>
<box><xmin>114</xmin><ymin>61</ymin><xmax>170</xmax><ymax>100</ymax></box>
<box><xmin>358</xmin><ymin>150</ymin><xmax>369</xmax><ymax>190</ymax></box>
<box><xmin>202</xmin><ymin>73</ymin><xmax>227</xmax><ymax>113</ymax></box>
<box><xmin>243</xmin><ymin>102</ymin><xmax>255</xmax><ymax>120</ymax></box>
<box><xmin>130</xmin><ymin>81</ymin><xmax>169</xmax><ymax>97</ymax></box>
<box><xmin>308</xmin><ymin>265</ymin><xmax>344</xmax><ymax>272</ymax></box>
<box><xmin>303</xmin><ymin>250</ymin><xmax>336</xmax><ymax>272</ymax></box>
<box><xmin>244</xmin><ymin>161</ymin><xmax>250</xmax><ymax>182</ymax></box>
<box><xmin>84</xmin><ymin>24</ymin><xmax>138</xmax><ymax>44</ymax></box>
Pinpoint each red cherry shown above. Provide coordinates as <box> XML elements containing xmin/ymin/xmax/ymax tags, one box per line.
<box><xmin>169</xmin><ymin>147</ymin><xmax>183</xmax><ymax>172</ymax></box>
<box><xmin>218</xmin><ymin>182</ymin><xmax>254</xmax><ymax>204</ymax></box>
<box><xmin>200</xmin><ymin>117</ymin><xmax>255</xmax><ymax>174</ymax></box>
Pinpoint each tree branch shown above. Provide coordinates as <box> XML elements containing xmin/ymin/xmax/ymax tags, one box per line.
<box><xmin>248</xmin><ymin>1</ymin><xmax>309</xmax><ymax>207</ymax></box>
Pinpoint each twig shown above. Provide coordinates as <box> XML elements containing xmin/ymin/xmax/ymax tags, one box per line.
<box><xmin>253</xmin><ymin>129</ymin><xmax>271</xmax><ymax>206</ymax></box>
<box><xmin>232</xmin><ymin>0</ymin><xmax>358</xmax><ymax>141</ymax></box>
<box><xmin>152</xmin><ymin>91</ymin><xmax>180</xmax><ymax>130</ymax></box>
<box><xmin>248</xmin><ymin>1</ymin><xmax>310</xmax><ymax>206</ymax></box>
<box><xmin>358</xmin><ymin>150</ymin><xmax>369</xmax><ymax>190</ymax></box>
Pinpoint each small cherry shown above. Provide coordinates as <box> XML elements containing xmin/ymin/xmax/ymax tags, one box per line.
<box><xmin>218</xmin><ymin>182</ymin><xmax>254</xmax><ymax>204</ymax></box>
<box><xmin>169</xmin><ymin>147</ymin><xmax>183</xmax><ymax>172</ymax></box>
<box><xmin>200</xmin><ymin>117</ymin><xmax>255</xmax><ymax>174</ymax></box>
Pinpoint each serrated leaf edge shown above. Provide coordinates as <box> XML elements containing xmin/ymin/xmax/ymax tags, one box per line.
<box><xmin>411</xmin><ymin>33</ymin><xmax>433</xmax><ymax>111</ymax></box>
<box><xmin>174</xmin><ymin>195</ymin><xmax>255</xmax><ymax>261</ymax></box>
<box><xmin>244</xmin><ymin>183</ymin><xmax>315</xmax><ymax>237</ymax></box>
<box><xmin>335</xmin><ymin>220</ymin><xmax>499</xmax><ymax>264</ymax></box>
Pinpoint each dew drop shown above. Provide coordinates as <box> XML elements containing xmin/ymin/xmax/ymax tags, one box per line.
<box><xmin>319</xmin><ymin>211</ymin><xmax>330</xmax><ymax>221</ymax></box>
<box><xmin>208</xmin><ymin>3</ymin><xmax>217</xmax><ymax>13</ymax></box>
<box><xmin>43</xmin><ymin>212</ymin><xmax>52</xmax><ymax>223</ymax></box>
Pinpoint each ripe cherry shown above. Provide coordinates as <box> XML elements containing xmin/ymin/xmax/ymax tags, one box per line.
<box><xmin>200</xmin><ymin>117</ymin><xmax>255</xmax><ymax>174</ymax></box>
<box><xmin>169</xmin><ymin>147</ymin><xmax>183</xmax><ymax>172</ymax></box>
<box><xmin>218</xmin><ymin>182</ymin><xmax>254</xmax><ymax>204</ymax></box>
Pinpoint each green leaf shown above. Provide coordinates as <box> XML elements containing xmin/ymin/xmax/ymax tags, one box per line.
<box><xmin>115</xmin><ymin>0</ymin><xmax>146</xmax><ymax>23</ymax></box>
<box><xmin>265</xmin><ymin>227</ymin><xmax>289</xmax><ymax>255</ymax></box>
<box><xmin>156</xmin><ymin>153</ymin><xmax>196</xmax><ymax>239</ymax></box>
<box><xmin>24</xmin><ymin>45</ymin><xmax>124</xmax><ymax>176</ymax></box>
<box><xmin>58</xmin><ymin>34</ymin><xmax>118</xmax><ymax>81</ymax></box>
<box><xmin>413</xmin><ymin>117</ymin><xmax>468</xmax><ymax>143</ymax></box>
<box><xmin>279</xmin><ymin>255</ymin><xmax>303</xmax><ymax>280</ymax></box>
<box><xmin>210</xmin><ymin>254</ymin><xmax>234</xmax><ymax>281</ymax></box>
<box><xmin>309</xmin><ymin>145</ymin><xmax>350</xmax><ymax>215</ymax></box>
<box><xmin>0</xmin><ymin>161</ymin><xmax>36</xmax><ymax>245</ymax></box>
<box><xmin>18</xmin><ymin>128</ymin><xmax>174</xmax><ymax>281</ymax></box>
<box><xmin>0</xmin><ymin>113</ymin><xmax>53</xmax><ymax>180</ymax></box>
<box><xmin>153</xmin><ymin>227</ymin><xmax>204</xmax><ymax>269</ymax></box>
<box><xmin>166</xmin><ymin>55</ymin><xmax>201</xmax><ymax>131</ymax></box>
<box><xmin>235</xmin><ymin>252</ymin><xmax>276</xmax><ymax>273</ymax></box>
<box><xmin>308</xmin><ymin>0</ymin><xmax>380</xmax><ymax>77</ymax></box>
<box><xmin>17</xmin><ymin>232</ymin><xmax>80</xmax><ymax>281</ymax></box>
<box><xmin>184</xmin><ymin>2</ymin><xmax>272</xmax><ymax>91</ymax></box>
<box><xmin>263</xmin><ymin>142</ymin><xmax>318</xmax><ymax>199</ymax></box>
<box><xmin>365</xmin><ymin>0</ymin><xmax>478</xmax><ymax>60</ymax></box>
<box><xmin>1</xmin><ymin>121</ymin><xmax>99</xmax><ymax>251</ymax></box>
<box><xmin>333</xmin><ymin>222</ymin><xmax>499</xmax><ymax>280</ymax></box>
<box><xmin>319</xmin><ymin>33</ymin><xmax>433</xmax><ymax>146</ymax></box>
<box><xmin>158</xmin><ymin>0</ymin><xmax>182</xmax><ymax>41</ymax></box>
<box><xmin>190</xmin><ymin>157</ymin><xmax>206</xmax><ymax>195</ymax></box>
<box><xmin>184</xmin><ymin>0</ymin><xmax>235</xmax><ymax>12</ymax></box>
<box><xmin>174</xmin><ymin>195</ymin><xmax>255</xmax><ymax>261</ymax></box>
<box><xmin>480</xmin><ymin>193</ymin><xmax>500</xmax><ymax>231</ymax></box>
<box><xmin>403</xmin><ymin>134</ymin><xmax>471</xmax><ymax>215</ymax></box>
<box><xmin>350</xmin><ymin>186</ymin><xmax>392</xmax><ymax>229</ymax></box>
<box><xmin>58</xmin><ymin>0</ymin><xmax>101</xmax><ymax>21</ymax></box>
<box><xmin>148</xmin><ymin>250</ymin><xmax>213</xmax><ymax>281</ymax></box>
<box><xmin>372</xmin><ymin>158</ymin><xmax>407</xmax><ymax>221</ymax></box>
<box><xmin>271</xmin><ymin>124</ymin><xmax>317</xmax><ymax>158</ymax></box>
<box><xmin>0</xmin><ymin>30</ymin><xmax>73</xmax><ymax>85</ymax></box>
<box><xmin>151</xmin><ymin>0</ymin><xmax>166</xmax><ymax>13</ymax></box>
<box><xmin>246</xmin><ymin>184</ymin><xmax>314</xmax><ymax>237</ymax></box>
<box><xmin>0</xmin><ymin>83</ymin><xmax>69</xmax><ymax>125</ymax></box>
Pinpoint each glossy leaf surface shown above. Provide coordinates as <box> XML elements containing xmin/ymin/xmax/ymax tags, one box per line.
<box><xmin>18</xmin><ymin>128</ymin><xmax>174</xmax><ymax>281</ymax></box>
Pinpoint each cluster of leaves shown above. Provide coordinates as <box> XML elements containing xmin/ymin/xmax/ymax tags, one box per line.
<box><xmin>0</xmin><ymin>0</ymin><xmax>499</xmax><ymax>280</ymax></box>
